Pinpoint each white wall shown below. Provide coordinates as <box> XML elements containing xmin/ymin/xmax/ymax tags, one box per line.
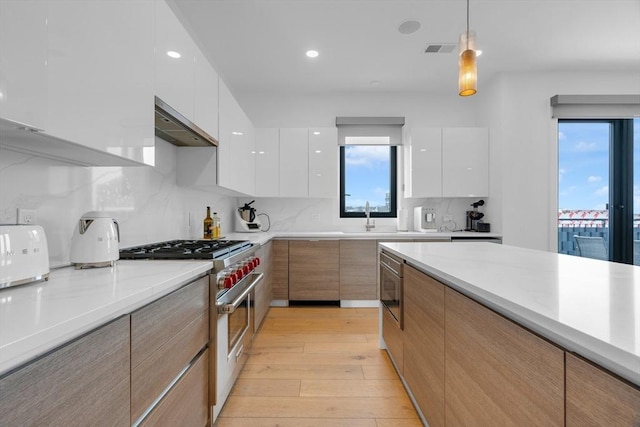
<box><xmin>479</xmin><ymin>71</ymin><xmax>640</xmax><ymax>251</ymax></box>
<box><xmin>0</xmin><ymin>138</ymin><xmax>236</xmax><ymax>268</ymax></box>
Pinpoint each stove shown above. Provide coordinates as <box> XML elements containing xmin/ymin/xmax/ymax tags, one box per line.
<box><xmin>119</xmin><ymin>239</ymin><xmax>252</xmax><ymax>261</ymax></box>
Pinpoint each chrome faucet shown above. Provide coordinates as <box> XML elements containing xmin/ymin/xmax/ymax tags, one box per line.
<box><xmin>365</xmin><ymin>201</ymin><xmax>375</xmax><ymax>231</ymax></box>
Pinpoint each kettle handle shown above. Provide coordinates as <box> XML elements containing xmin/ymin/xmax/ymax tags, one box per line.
<box><xmin>113</xmin><ymin>220</ymin><xmax>120</xmax><ymax>242</ymax></box>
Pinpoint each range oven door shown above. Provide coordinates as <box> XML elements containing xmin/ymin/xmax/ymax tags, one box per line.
<box><xmin>212</xmin><ymin>272</ymin><xmax>263</xmax><ymax>422</ymax></box>
<box><xmin>380</xmin><ymin>251</ymin><xmax>403</xmax><ymax>329</ymax></box>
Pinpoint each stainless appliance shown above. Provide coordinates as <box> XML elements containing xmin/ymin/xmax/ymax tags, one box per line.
<box><xmin>235</xmin><ymin>200</ymin><xmax>263</xmax><ymax>233</ymax></box>
<box><xmin>70</xmin><ymin>211</ymin><xmax>120</xmax><ymax>269</ymax></box>
<box><xmin>119</xmin><ymin>239</ymin><xmax>261</xmax><ymax>424</ymax></box>
<box><xmin>0</xmin><ymin>224</ymin><xmax>50</xmax><ymax>289</ymax></box>
<box><xmin>414</xmin><ymin>207</ymin><xmax>437</xmax><ymax>232</ymax></box>
<box><xmin>380</xmin><ymin>250</ymin><xmax>403</xmax><ymax>329</ymax></box>
<box><xmin>154</xmin><ymin>96</ymin><xmax>218</xmax><ymax>147</ymax></box>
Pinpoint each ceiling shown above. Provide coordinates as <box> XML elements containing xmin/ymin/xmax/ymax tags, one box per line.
<box><xmin>170</xmin><ymin>0</ymin><xmax>640</xmax><ymax>97</ymax></box>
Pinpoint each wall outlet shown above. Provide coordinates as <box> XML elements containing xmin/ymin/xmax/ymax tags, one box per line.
<box><xmin>17</xmin><ymin>208</ymin><xmax>37</xmax><ymax>224</ymax></box>
<box><xmin>443</xmin><ymin>214</ymin><xmax>454</xmax><ymax>222</ymax></box>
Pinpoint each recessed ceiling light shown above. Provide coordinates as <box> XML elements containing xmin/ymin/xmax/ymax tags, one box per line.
<box><xmin>398</xmin><ymin>20</ymin><xmax>421</xmax><ymax>35</ymax></box>
<box><xmin>306</xmin><ymin>50</ymin><xmax>319</xmax><ymax>58</ymax></box>
<box><xmin>476</xmin><ymin>50</ymin><xmax>483</xmax><ymax>56</ymax></box>
<box><xmin>166</xmin><ymin>50</ymin><xmax>181</xmax><ymax>59</ymax></box>
<box><xmin>370</xmin><ymin>80</ymin><xmax>382</xmax><ymax>87</ymax></box>
<box><xmin>313</xmin><ymin>131</ymin><xmax>320</xmax><ymax>135</ymax></box>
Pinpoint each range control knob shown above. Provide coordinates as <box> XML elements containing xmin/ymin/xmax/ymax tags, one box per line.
<box><xmin>254</xmin><ymin>257</ymin><xmax>260</xmax><ymax>267</ymax></box>
<box><xmin>217</xmin><ymin>275</ymin><xmax>233</xmax><ymax>290</ymax></box>
<box><xmin>235</xmin><ymin>268</ymin><xmax>244</xmax><ymax>279</ymax></box>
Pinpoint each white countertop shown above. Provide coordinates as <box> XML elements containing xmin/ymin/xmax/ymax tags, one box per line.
<box><xmin>226</xmin><ymin>230</ymin><xmax>501</xmax><ymax>243</ymax></box>
<box><xmin>0</xmin><ymin>260</ymin><xmax>212</xmax><ymax>376</ymax></box>
<box><xmin>380</xmin><ymin>242</ymin><xmax>640</xmax><ymax>386</ymax></box>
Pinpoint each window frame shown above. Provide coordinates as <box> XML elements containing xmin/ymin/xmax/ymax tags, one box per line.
<box><xmin>339</xmin><ymin>145</ymin><xmax>398</xmax><ymax>218</ymax></box>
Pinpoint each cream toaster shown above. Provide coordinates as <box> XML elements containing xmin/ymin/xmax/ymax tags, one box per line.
<box><xmin>0</xmin><ymin>224</ymin><xmax>50</xmax><ymax>289</ymax></box>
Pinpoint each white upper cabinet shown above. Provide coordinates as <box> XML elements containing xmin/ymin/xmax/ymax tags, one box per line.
<box><xmin>308</xmin><ymin>127</ymin><xmax>338</xmax><ymax>198</ymax></box>
<box><xmin>405</xmin><ymin>128</ymin><xmax>443</xmax><ymax>198</ymax></box>
<box><xmin>0</xmin><ymin>0</ymin><xmax>48</xmax><ymax>129</ymax></box>
<box><xmin>442</xmin><ymin>128</ymin><xmax>489</xmax><ymax>197</ymax></box>
<box><xmin>218</xmin><ymin>79</ymin><xmax>255</xmax><ymax>195</ymax></box>
<box><xmin>255</xmin><ymin>128</ymin><xmax>280</xmax><ymax>197</ymax></box>
<box><xmin>155</xmin><ymin>0</ymin><xmax>196</xmax><ymax>120</ymax></box>
<box><xmin>279</xmin><ymin>128</ymin><xmax>309</xmax><ymax>197</ymax></box>
<box><xmin>0</xmin><ymin>0</ymin><xmax>155</xmax><ymax>166</ymax></box>
<box><xmin>406</xmin><ymin>127</ymin><xmax>488</xmax><ymax>198</ymax></box>
<box><xmin>193</xmin><ymin>50</ymin><xmax>219</xmax><ymax>141</ymax></box>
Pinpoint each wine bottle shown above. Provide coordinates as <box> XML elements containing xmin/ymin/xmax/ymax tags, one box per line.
<box><xmin>212</xmin><ymin>212</ymin><xmax>221</xmax><ymax>239</ymax></box>
<box><xmin>203</xmin><ymin>206</ymin><xmax>213</xmax><ymax>239</ymax></box>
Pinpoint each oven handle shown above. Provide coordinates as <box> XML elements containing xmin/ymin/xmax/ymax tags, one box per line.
<box><xmin>217</xmin><ymin>273</ymin><xmax>263</xmax><ymax>314</ymax></box>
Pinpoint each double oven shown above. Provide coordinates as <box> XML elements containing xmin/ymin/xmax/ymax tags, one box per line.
<box><xmin>119</xmin><ymin>239</ymin><xmax>263</xmax><ymax>424</ymax></box>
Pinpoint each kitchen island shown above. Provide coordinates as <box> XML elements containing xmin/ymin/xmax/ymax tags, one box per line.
<box><xmin>380</xmin><ymin>241</ymin><xmax>640</xmax><ymax>426</ymax></box>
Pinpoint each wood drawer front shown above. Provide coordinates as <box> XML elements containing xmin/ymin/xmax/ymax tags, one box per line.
<box><xmin>131</xmin><ymin>276</ymin><xmax>209</xmax><ymax>367</ymax></box>
<box><xmin>566</xmin><ymin>353</ymin><xmax>640</xmax><ymax>426</ymax></box>
<box><xmin>382</xmin><ymin>306</ymin><xmax>403</xmax><ymax>375</ymax></box>
<box><xmin>445</xmin><ymin>288</ymin><xmax>564</xmax><ymax>426</ymax></box>
<box><xmin>140</xmin><ymin>348</ymin><xmax>209</xmax><ymax>427</ymax></box>
<box><xmin>131</xmin><ymin>311</ymin><xmax>208</xmax><ymax>422</ymax></box>
<box><xmin>403</xmin><ymin>266</ymin><xmax>445</xmax><ymax>427</ymax></box>
<box><xmin>272</xmin><ymin>240</ymin><xmax>289</xmax><ymax>299</ymax></box>
<box><xmin>289</xmin><ymin>240</ymin><xmax>339</xmax><ymax>301</ymax></box>
<box><xmin>0</xmin><ymin>316</ymin><xmax>130</xmax><ymax>426</ymax></box>
<box><xmin>339</xmin><ymin>240</ymin><xmax>377</xmax><ymax>300</ymax></box>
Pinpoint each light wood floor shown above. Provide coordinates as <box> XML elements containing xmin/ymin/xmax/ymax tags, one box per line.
<box><xmin>215</xmin><ymin>306</ymin><xmax>423</xmax><ymax>427</ymax></box>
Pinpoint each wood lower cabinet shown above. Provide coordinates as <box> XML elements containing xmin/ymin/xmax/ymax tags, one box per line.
<box><xmin>382</xmin><ymin>306</ymin><xmax>404</xmax><ymax>375</ymax></box>
<box><xmin>289</xmin><ymin>240</ymin><xmax>339</xmax><ymax>301</ymax></box>
<box><xmin>339</xmin><ymin>240</ymin><xmax>377</xmax><ymax>300</ymax></box>
<box><xmin>272</xmin><ymin>240</ymin><xmax>289</xmax><ymax>300</ymax></box>
<box><xmin>403</xmin><ymin>265</ymin><xmax>445</xmax><ymax>427</ymax></box>
<box><xmin>0</xmin><ymin>316</ymin><xmax>130</xmax><ymax>426</ymax></box>
<box><xmin>444</xmin><ymin>287</ymin><xmax>565</xmax><ymax>426</ymax></box>
<box><xmin>140</xmin><ymin>349</ymin><xmax>209</xmax><ymax>427</ymax></box>
<box><xmin>254</xmin><ymin>242</ymin><xmax>273</xmax><ymax>330</ymax></box>
<box><xmin>130</xmin><ymin>276</ymin><xmax>209</xmax><ymax>423</ymax></box>
<box><xmin>566</xmin><ymin>353</ymin><xmax>640</xmax><ymax>426</ymax></box>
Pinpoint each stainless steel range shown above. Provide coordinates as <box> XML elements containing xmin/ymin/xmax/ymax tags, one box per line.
<box><xmin>120</xmin><ymin>239</ymin><xmax>263</xmax><ymax>425</ymax></box>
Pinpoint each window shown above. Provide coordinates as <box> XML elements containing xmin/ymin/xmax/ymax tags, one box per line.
<box><xmin>557</xmin><ymin>118</ymin><xmax>638</xmax><ymax>265</ymax></box>
<box><xmin>340</xmin><ymin>145</ymin><xmax>397</xmax><ymax>218</ymax></box>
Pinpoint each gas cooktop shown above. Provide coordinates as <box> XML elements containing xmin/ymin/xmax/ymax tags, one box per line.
<box><xmin>119</xmin><ymin>239</ymin><xmax>252</xmax><ymax>260</ymax></box>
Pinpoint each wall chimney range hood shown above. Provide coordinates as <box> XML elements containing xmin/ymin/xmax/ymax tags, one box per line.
<box><xmin>154</xmin><ymin>96</ymin><xmax>218</xmax><ymax>147</ymax></box>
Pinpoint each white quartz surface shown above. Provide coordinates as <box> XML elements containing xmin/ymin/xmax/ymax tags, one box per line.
<box><xmin>380</xmin><ymin>242</ymin><xmax>640</xmax><ymax>386</ymax></box>
<box><xmin>226</xmin><ymin>230</ymin><xmax>501</xmax><ymax>243</ymax></box>
<box><xmin>0</xmin><ymin>260</ymin><xmax>212</xmax><ymax>375</ymax></box>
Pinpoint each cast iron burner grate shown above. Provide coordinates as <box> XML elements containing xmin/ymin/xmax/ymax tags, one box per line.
<box><xmin>119</xmin><ymin>239</ymin><xmax>252</xmax><ymax>260</ymax></box>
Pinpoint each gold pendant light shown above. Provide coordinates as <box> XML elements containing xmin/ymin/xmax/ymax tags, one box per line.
<box><xmin>458</xmin><ymin>0</ymin><xmax>477</xmax><ymax>96</ymax></box>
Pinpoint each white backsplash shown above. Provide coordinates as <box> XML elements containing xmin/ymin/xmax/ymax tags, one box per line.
<box><xmin>0</xmin><ymin>138</ymin><xmax>236</xmax><ymax>268</ymax></box>
<box><xmin>238</xmin><ymin>196</ymin><xmax>490</xmax><ymax>234</ymax></box>
<box><xmin>1</xmin><ymin>137</ymin><xmax>492</xmax><ymax>268</ymax></box>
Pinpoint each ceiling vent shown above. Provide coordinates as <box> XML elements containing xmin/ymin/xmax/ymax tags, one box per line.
<box><xmin>424</xmin><ymin>44</ymin><xmax>456</xmax><ymax>54</ymax></box>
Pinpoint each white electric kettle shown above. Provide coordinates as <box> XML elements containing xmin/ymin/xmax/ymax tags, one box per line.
<box><xmin>70</xmin><ymin>211</ymin><xmax>120</xmax><ymax>269</ymax></box>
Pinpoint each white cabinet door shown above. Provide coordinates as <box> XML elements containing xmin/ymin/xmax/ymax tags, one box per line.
<box><xmin>255</xmin><ymin>128</ymin><xmax>280</xmax><ymax>196</ymax></box>
<box><xmin>442</xmin><ymin>128</ymin><xmax>489</xmax><ymax>197</ymax></box>
<box><xmin>406</xmin><ymin>128</ymin><xmax>442</xmax><ymax>198</ymax></box>
<box><xmin>279</xmin><ymin>128</ymin><xmax>309</xmax><ymax>197</ymax></box>
<box><xmin>218</xmin><ymin>79</ymin><xmax>255</xmax><ymax>195</ymax></box>
<box><xmin>155</xmin><ymin>0</ymin><xmax>195</xmax><ymax>120</ymax></box>
<box><xmin>1</xmin><ymin>0</ymin><xmax>155</xmax><ymax>166</ymax></box>
<box><xmin>308</xmin><ymin>127</ymin><xmax>338</xmax><ymax>198</ymax></box>
<box><xmin>0</xmin><ymin>0</ymin><xmax>48</xmax><ymax>129</ymax></box>
<box><xmin>193</xmin><ymin>50</ymin><xmax>219</xmax><ymax>141</ymax></box>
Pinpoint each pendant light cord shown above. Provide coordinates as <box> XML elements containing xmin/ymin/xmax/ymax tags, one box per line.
<box><xmin>466</xmin><ymin>0</ymin><xmax>470</xmax><ymax>50</ymax></box>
